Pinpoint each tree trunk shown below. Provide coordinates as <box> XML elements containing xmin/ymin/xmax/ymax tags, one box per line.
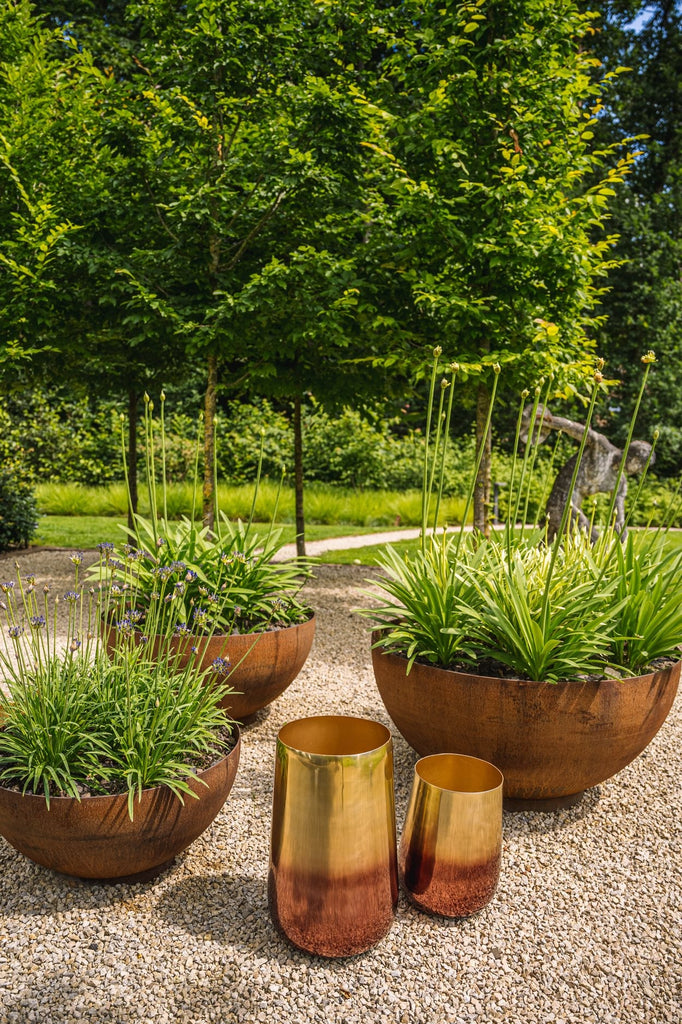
<box><xmin>203</xmin><ymin>353</ymin><xmax>218</xmax><ymax>532</ymax></box>
<box><xmin>474</xmin><ymin>380</ymin><xmax>492</xmax><ymax>537</ymax></box>
<box><xmin>127</xmin><ymin>389</ymin><xmax>138</xmax><ymax>532</ymax></box>
<box><xmin>293</xmin><ymin>395</ymin><xmax>306</xmax><ymax>557</ymax></box>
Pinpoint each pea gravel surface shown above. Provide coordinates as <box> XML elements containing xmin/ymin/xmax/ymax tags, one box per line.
<box><xmin>0</xmin><ymin>550</ymin><xmax>680</xmax><ymax>1024</ymax></box>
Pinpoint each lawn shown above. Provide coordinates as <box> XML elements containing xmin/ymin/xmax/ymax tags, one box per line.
<box><xmin>32</xmin><ymin>516</ymin><xmax>401</xmax><ymax>551</ymax></box>
<box><xmin>318</xmin><ymin>525</ymin><xmax>682</xmax><ymax>566</ymax></box>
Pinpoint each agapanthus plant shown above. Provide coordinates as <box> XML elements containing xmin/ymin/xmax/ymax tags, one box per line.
<box><xmin>364</xmin><ymin>349</ymin><xmax>682</xmax><ymax>681</ymax></box>
<box><xmin>88</xmin><ymin>394</ymin><xmax>312</xmax><ymax>636</ymax></box>
<box><xmin>0</xmin><ymin>555</ymin><xmax>236</xmax><ymax>818</ymax></box>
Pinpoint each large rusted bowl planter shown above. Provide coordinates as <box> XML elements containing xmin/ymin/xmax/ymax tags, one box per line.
<box><xmin>106</xmin><ymin>615</ymin><xmax>315</xmax><ymax>721</ymax></box>
<box><xmin>0</xmin><ymin>729</ymin><xmax>241</xmax><ymax>881</ymax></box>
<box><xmin>371</xmin><ymin>637</ymin><xmax>680</xmax><ymax>810</ymax></box>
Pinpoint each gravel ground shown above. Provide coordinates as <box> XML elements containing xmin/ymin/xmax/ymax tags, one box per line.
<box><xmin>0</xmin><ymin>550</ymin><xmax>680</xmax><ymax>1024</ymax></box>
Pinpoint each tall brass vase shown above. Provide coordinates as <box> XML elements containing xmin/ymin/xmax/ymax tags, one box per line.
<box><xmin>400</xmin><ymin>753</ymin><xmax>503</xmax><ymax>917</ymax></box>
<box><xmin>269</xmin><ymin>715</ymin><xmax>398</xmax><ymax>957</ymax></box>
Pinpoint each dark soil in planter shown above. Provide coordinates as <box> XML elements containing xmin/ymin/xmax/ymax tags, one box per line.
<box><xmin>388</xmin><ymin>645</ymin><xmax>681</xmax><ymax>684</ymax></box>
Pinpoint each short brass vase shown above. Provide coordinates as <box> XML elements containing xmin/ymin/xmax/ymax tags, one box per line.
<box><xmin>268</xmin><ymin>715</ymin><xmax>398</xmax><ymax>957</ymax></box>
<box><xmin>399</xmin><ymin>753</ymin><xmax>503</xmax><ymax>917</ymax></box>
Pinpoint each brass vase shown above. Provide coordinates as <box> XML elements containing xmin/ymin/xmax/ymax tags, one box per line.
<box><xmin>399</xmin><ymin>753</ymin><xmax>503</xmax><ymax>917</ymax></box>
<box><xmin>268</xmin><ymin>715</ymin><xmax>398</xmax><ymax>957</ymax></box>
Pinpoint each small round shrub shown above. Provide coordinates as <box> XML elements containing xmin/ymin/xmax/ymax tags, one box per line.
<box><xmin>0</xmin><ymin>466</ymin><xmax>38</xmax><ymax>551</ymax></box>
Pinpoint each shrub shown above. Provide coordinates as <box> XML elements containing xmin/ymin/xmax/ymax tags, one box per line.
<box><xmin>0</xmin><ymin>407</ymin><xmax>38</xmax><ymax>550</ymax></box>
<box><xmin>0</xmin><ymin>466</ymin><xmax>38</xmax><ymax>550</ymax></box>
<box><xmin>5</xmin><ymin>388</ymin><xmax>123</xmax><ymax>484</ymax></box>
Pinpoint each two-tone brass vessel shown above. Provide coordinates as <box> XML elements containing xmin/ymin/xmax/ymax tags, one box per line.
<box><xmin>269</xmin><ymin>715</ymin><xmax>398</xmax><ymax>957</ymax></box>
<box><xmin>399</xmin><ymin>752</ymin><xmax>503</xmax><ymax>917</ymax></box>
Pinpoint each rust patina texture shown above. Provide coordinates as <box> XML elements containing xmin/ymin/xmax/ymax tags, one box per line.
<box><xmin>189</xmin><ymin>615</ymin><xmax>316</xmax><ymax>720</ymax></box>
<box><xmin>0</xmin><ymin>730</ymin><xmax>241</xmax><ymax>881</ymax></box>
<box><xmin>372</xmin><ymin>637</ymin><xmax>680</xmax><ymax>808</ymax></box>
<box><xmin>106</xmin><ymin>615</ymin><xmax>315</xmax><ymax>720</ymax></box>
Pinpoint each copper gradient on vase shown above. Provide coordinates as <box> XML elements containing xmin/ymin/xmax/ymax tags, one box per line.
<box><xmin>0</xmin><ymin>729</ymin><xmax>241</xmax><ymax>881</ymax></box>
<box><xmin>400</xmin><ymin>753</ymin><xmax>503</xmax><ymax>917</ymax></box>
<box><xmin>269</xmin><ymin>715</ymin><xmax>398</xmax><ymax>957</ymax></box>
<box><xmin>372</xmin><ymin>636</ymin><xmax>680</xmax><ymax>808</ymax></box>
<box><xmin>106</xmin><ymin>614</ymin><xmax>315</xmax><ymax>720</ymax></box>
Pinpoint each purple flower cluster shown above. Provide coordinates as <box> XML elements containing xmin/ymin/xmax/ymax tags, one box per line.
<box><xmin>210</xmin><ymin>657</ymin><xmax>231</xmax><ymax>676</ymax></box>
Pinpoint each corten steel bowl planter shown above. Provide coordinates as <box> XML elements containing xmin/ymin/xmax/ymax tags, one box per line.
<box><xmin>0</xmin><ymin>729</ymin><xmax>241</xmax><ymax>881</ymax></box>
<box><xmin>269</xmin><ymin>715</ymin><xmax>398</xmax><ymax>957</ymax></box>
<box><xmin>180</xmin><ymin>615</ymin><xmax>316</xmax><ymax>720</ymax></box>
<box><xmin>400</xmin><ymin>753</ymin><xmax>503</xmax><ymax>918</ymax></box>
<box><xmin>106</xmin><ymin>615</ymin><xmax>315</xmax><ymax>720</ymax></box>
<box><xmin>371</xmin><ymin>636</ymin><xmax>680</xmax><ymax>810</ymax></box>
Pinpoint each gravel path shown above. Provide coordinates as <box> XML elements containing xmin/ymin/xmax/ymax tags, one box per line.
<box><xmin>0</xmin><ymin>551</ymin><xmax>680</xmax><ymax>1023</ymax></box>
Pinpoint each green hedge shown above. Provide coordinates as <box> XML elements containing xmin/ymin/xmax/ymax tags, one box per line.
<box><xmin>5</xmin><ymin>389</ymin><xmax>476</xmax><ymax>494</ymax></box>
<box><xmin>5</xmin><ymin>390</ymin><xmax>680</xmax><ymax>528</ymax></box>
<box><xmin>0</xmin><ymin>408</ymin><xmax>38</xmax><ymax>551</ymax></box>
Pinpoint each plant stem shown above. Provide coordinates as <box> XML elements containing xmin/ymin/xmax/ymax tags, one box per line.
<box><xmin>433</xmin><ymin>367</ymin><xmax>457</xmax><ymax>533</ymax></box>
<box><xmin>604</xmin><ymin>359</ymin><xmax>654</xmax><ymax>531</ymax></box>
<box><xmin>456</xmin><ymin>365</ymin><xmax>500</xmax><ymax>557</ymax></box>
<box><xmin>540</xmin><ymin>378</ymin><xmax>600</xmax><ymax>628</ymax></box>
<box><xmin>160</xmin><ymin>391</ymin><xmax>168</xmax><ymax>523</ymax></box>
<box><xmin>421</xmin><ymin>350</ymin><xmax>441</xmax><ymax>553</ymax></box>
<box><xmin>247</xmin><ymin>429</ymin><xmax>265</xmax><ymax>539</ymax></box>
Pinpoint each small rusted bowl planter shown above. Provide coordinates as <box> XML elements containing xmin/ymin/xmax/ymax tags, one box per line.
<box><xmin>105</xmin><ymin>615</ymin><xmax>315</xmax><ymax>721</ymax></box>
<box><xmin>371</xmin><ymin>636</ymin><xmax>680</xmax><ymax>810</ymax></box>
<box><xmin>172</xmin><ymin>614</ymin><xmax>316</xmax><ymax>720</ymax></box>
<box><xmin>0</xmin><ymin>729</ymin><xmax>241</xmax><ymax>881</ymax></box>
